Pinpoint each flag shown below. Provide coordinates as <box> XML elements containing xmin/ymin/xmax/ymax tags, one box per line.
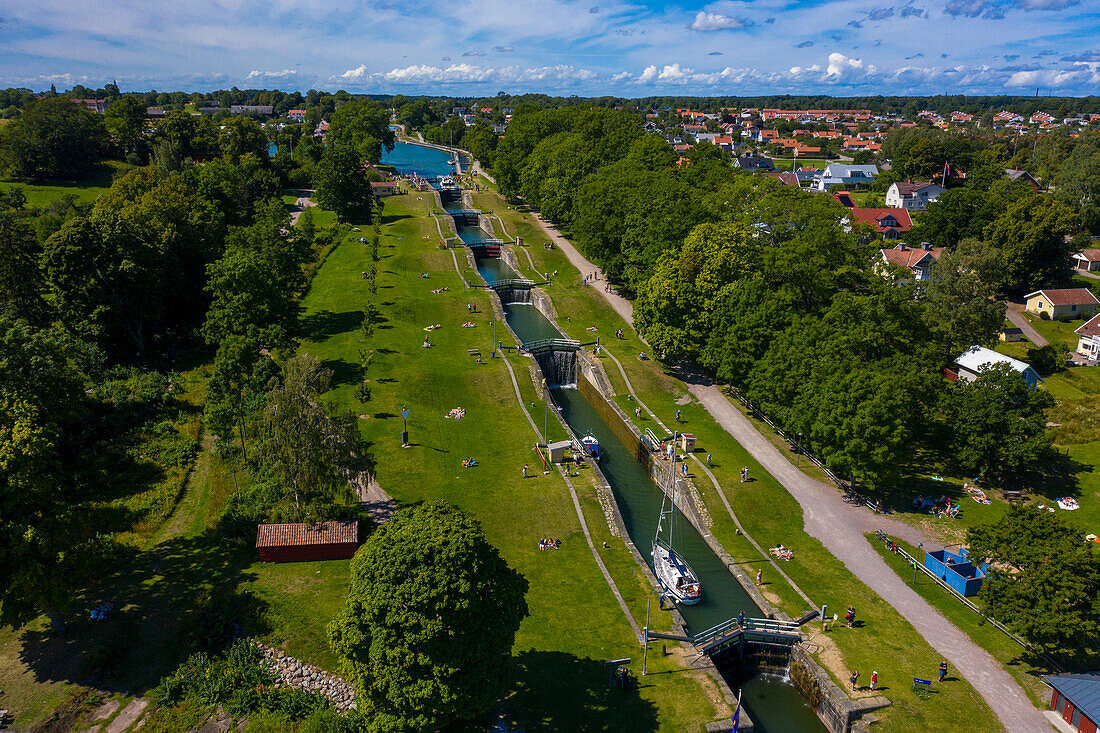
<box><xmin>731</xmin><ymin>689</ymin><xmax>741</xmax><ymax>733</ymax></box>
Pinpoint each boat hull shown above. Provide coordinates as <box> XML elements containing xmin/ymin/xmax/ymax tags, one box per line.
<box><xmin>652</xmin><ymin>542</ymin><xmax>702</xmax><ymax>605</ymax></box>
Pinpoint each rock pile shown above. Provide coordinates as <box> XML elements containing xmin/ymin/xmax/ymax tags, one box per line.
<box><xmin>256</xmin><ymin>644</ymin><xmax>357</xmax><ymax>711</ymax></box>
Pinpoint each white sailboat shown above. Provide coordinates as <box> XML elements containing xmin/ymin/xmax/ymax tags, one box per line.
<box><xmin>652</xmin><ymin>439</ymin><xmax>702</xmax><ymax>605</ymax></box>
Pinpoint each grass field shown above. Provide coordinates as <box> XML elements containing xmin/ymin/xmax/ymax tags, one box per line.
<box><xmin>284</xmin><ymin>189</ymin><xmax>730</xmax><ymax>730</ymax></box>
<box><xmin>466</xmin><ymin>181</ymin><xmax>1006</xmax><ymax>732</ymax></box>
<box><xmin>0</xmin><ymin>161</ymin><xmax>128</xmax><ymax>208</ymax></box>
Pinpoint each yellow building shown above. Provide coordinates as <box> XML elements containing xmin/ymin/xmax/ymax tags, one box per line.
<box><xmin>1024</xmin><ymin>288</ymin><xmax>1099</xmax><ymax>319</ymax></box>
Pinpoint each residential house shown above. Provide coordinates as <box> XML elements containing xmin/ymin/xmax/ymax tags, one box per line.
<box><xmin>849</xmin><ymin>207</ymin><xmax>914</xmax><ymax>239</ymax></box>
<box><xmin>1005</xmin><ymin>169</ymin><xmax>1041</xmax><ymax>189</ymax></box>
<box><xmin>71</xmin><ymin>98</ymin><xmax>107</xmax><ymax>113</ymax></box>
<box><xmin>287</xmin><ymin>109</ymin><xmax>307</xmax><ymax>120</ymax></box>
<box><xmin>953</xmin><ymin>345</ymin><xmax>1042</xmax><ymax>390</ymax></box>
<box><xmin>879</xmin><ymin>242</ymin><xmax>943</xmax><ymax>280</ymax></box>
<box><xmin>230</xmin><ymin>105</ymin><xmax>273</xmax><ymax>116</ymax></box>
<box><xmin>732</xmin><ymin>156</ymin><xmax>775</xmax><ymax>172</ymax></box>
<box><xmin>712</xmin><ymin>135</ymin><xmax>735</xmax><ymax>152</ymax></box>
<box><xmin>1075</xmin><ymin>313</ymin><xmax>1100</xmax><ymax>362</ymax></box>
<box><xmin>1025</xmin><ymin>289</ymin><xmax>1100</xmax><ymax>319</ymax></box>
<box><xmin>1000</xmin><ymin>327</ymin><xmax>1024</xmax><ymax>342</ymax></box>
<box><xmin>145</xmin><ymin>107</ymin><xmax>167</xmax><ymax>119</ymax></box>
<box><xmin>993</xmin><ymin>110</ymin><xmax>1024</xmax><ymax>125</ymax></box>
<box><xmin>1030</xmin><ymin>111</ymin><xmax>1055</xmax><ymax>125</ymax></box>
<box><xmin>885</xmin><ymin>181</ymin><xmax>945</xmax><ymax>211</ymax></box>
<box><xmin>1072</xmin><ymin>249</ymin><xmax>1100</xmax><ymax>272</ymax></box>
<box><xmin>762</xmin><ymin>171</ymin><xmax>800</xmax><ymax>187</ymax></box>
<box><xmin>1043</xmin><ymin>672</ymin><xmax>1100</xmax><ymax>733</ymax></box>
<box><xmin>813</xmin><ymin>163</ymin><xmax>879</xmax><ymax>191</ymax></box>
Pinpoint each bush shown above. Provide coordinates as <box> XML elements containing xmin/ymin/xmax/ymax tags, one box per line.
<box><xmin>1040</xmin><ymin>310</ymin><xmax>1051</xmax><ymax>320</ymax></box>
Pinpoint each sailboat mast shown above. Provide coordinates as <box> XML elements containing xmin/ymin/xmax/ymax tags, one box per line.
<box><xmin>669</xmin><ymin>432</ymin><xmax>677</xmax><ymax>552</ymax></box>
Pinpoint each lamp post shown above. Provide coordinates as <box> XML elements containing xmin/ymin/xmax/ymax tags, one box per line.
<box><xmin>914</xmin><ymin>542</ymin><xmax>923</xmax><ymax>584</ymax></box>
<box><xmin>796</xmin><ymin>433</ymin><xmax>803</xmax><ymax>468</ymax></box>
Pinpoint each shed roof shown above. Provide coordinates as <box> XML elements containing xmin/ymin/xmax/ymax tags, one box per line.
<box><xmin>1074</xmin><ymin>249</ymin><xmax>1100</xmax><ymax>263</ymax></box>
<box><xmin>1044</xmin><ymin>672</ymin><xmax>1100</xmax><ymax>724</ymax></box>
<box><xmin>955</xmin><ymin>345</ymin><xmax>1033</xmax><ymax>376</ymax></box>
<box><xmin>1025</xmin><ymin>288</ymin><xmax>1100</xmax><ymax>307</ymax></box>
<box><xmin>256</xmin><ymin>521</ymin><xmax>358</xmax><ymax>548</ymax></box>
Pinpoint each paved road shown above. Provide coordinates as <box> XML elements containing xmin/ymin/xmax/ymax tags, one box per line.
<box><xmin>288</xmin><ymin>189</ymin><xmax>316</xmax><ymax>226</ymax></box>
<box><xmin>1006</xmin><ymin>302</ymin><xmax>1048</xmax><ymax>346</ymax></box>
<box><xmin>529</xmin><ymin>213</ymin><xmax>1049</xmax><ymax>731</ymax></box>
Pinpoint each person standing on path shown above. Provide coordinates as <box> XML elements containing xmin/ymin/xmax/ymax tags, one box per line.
<box><xmin>870</xmin><ymin>671</ymin><xmax>878</xmax><ymax>691</ymax></box>
<box><xmin>939</xmin><ymin>660</ymin><xmax>948</xmax><ymax>682</ymax></box>
<box><xmin>738</xmin><ymin>610</ymin><xmax>746</xmax><ymax>628</ymax></box>
<box><xmin>850</xmin><ymin>671</ymin><xmax>860</xmax><ymax>691</ymax></box>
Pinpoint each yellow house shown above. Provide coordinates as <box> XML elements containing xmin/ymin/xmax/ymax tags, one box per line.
<box><xmin>1024</xmin><ymin>288</ymin><xmax>1099</xmax><ymax>319</ymax></box>
<box><xmin>1000</xmin><ymin>327</ymin><xmax>1024</xmax><ymax>342</ymax></box>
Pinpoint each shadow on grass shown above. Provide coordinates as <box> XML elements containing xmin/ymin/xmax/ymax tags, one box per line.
<box><xmin>500</xmin><ymin>650</ymin><xmax>659</xmax><ymax>732</ymax></box>
<box><xmin>299</xmin><ymin>309</ymin><xmax>364</xmax><ymax>340</ymax></box>
<box><xmin>381</xmin><ymin>214</ymin><xmax>411</xmax><ymax>225</ymax></box>
<box><xmin>19</xmin><ymin>535</ymin><xmax>266</xmax><ymax>696</ymax></box>
<box><xmin>321</xmin><ymin>358</ymin><xmax>362</xmax><ymax>388</ymax></box>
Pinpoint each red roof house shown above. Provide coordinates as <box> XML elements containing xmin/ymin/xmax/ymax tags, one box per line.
<box><xmin>850</xmin><ymin>208</ymin><xmax>914</xmax><ymax>238</ymax></box>
<box><xmin>256</xmin><ymin>521</ymin><xmax>359</xmax><ymax>563</ymax></box>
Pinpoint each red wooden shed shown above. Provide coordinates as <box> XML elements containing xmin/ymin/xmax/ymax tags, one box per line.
<box><xmin>256</xmin><ymin>521</ymin><xmax>359</xmax><ymax>563</ymax></box>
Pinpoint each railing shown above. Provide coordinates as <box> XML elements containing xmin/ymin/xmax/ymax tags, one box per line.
<box><xmin>520</xmin><ymin>338</ymin><xmax>580</xmax><ymax>352</ymax></box>
<box><xmin>723</xmin><ymin>386</ymin><xmax>847</xmax><ymax>488</ymax></box>
<box><xmin>872</xmin><ymin>530</ymin><xmax>1061</xmax><ymax>671</ymax></box>
<box><xmin>692</xmin><ymin>616</ymin><xmax>800</xmax><ymax>647</ymax></box>
<box><xmin>489</xmin><ymin>279</ymin><xmax>534</xmax><ymax>289</ymax></box>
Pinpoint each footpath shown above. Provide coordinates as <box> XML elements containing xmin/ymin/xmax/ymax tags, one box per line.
<box><xmin>527</xmin><ymin>210</ymin><xmax>1051</xmax><ymax>732</ymax></box>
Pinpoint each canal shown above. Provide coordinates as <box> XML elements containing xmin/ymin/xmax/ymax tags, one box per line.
<box><xmin>383</xmin><ymin>141</ymin><xmax>826</xmax><ymax>733</ymax></box>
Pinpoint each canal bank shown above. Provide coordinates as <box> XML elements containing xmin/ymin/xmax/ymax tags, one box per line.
<box><xmin>385</xmin><ymin>141</ymin><xmax>837</xmax><ymax>733</ymax></box>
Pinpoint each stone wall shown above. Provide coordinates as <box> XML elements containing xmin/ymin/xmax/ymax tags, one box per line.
<box><xmin>257</xmin><ymin>643</ymin><xmax>356</xmax><ymax>712</ymax></box>
<box><xmin>790</xmin><ymin>645</ymin><xmax>890</xmax><ymax>733</ymax></box>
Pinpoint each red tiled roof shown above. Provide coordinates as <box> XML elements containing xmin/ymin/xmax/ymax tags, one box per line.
<box><xmin>256</xmin><ymin>521</ymin><xmax>358</xmax><ymax>548</ymax></box>
<box><xmin>891</xmin><ymin>181</ymin><xmax>936</xmax><ymax>196</ymax></box>
<box><xmin>1026</xmin><ymin>288</ymin><xmax>1100</xmax><ymax>307</ymax></box>
<box><xmin>880</xmin><ymin>244</ymin><xmax>942</xmax><ymax>269</ymax></box>
<box><xmin>763</xmin><ymin>172</ymin><xmax>799</xmax><ymax>186</ymax></box>
<box><xmin>1076</xmin><ymin>313</ymin><xmax>1100</xmax><ymax>338</ymax></box>
<box><xmin>850</xmin><ymin>208</ymin><xmax>913</xmax><ymax>233</ymax></box>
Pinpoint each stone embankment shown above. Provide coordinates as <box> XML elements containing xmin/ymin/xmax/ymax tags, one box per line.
<box><xmin>256</xmin><ymin>644</ymin><xmax>357</xmax><ymax>711</ymax></box>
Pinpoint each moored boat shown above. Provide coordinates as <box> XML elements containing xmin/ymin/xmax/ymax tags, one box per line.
<box><xmin>651</xmin><ymin>436</ymin><xmax>702</xmax><ymax>605</ymax></box>
<box><xmin>580</xmin><ymin>433</ymin><xmax>602</xmax><ymax>460</ymax></box>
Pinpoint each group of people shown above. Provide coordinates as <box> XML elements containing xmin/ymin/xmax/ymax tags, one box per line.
<box><xmin>740</xmin><ymin>467</ymin><xmax>750</xmax><ymax>482</ymax></box>
<box><xmin>538</xmin><ymin>537</ymin><xmax>561</xmax><ymax>550</ymax></box>
<box><xmin>461</xmin><ymin>457</ymin><xmax>477</xmax><ymax>468</ymax></box>
<box><xmin>583</xmin><ymin>271</ymin><xmax>600</xmax><ymax>284</ymax></box>
<box><xmin>430</xmin><ymin>287</ymin><xmax>450</xmax><ymax>294</ymax></box>
<box><xmin>615</xmin><ymin>329</ymin><xmax>624</xmax><ymax>339</ymax></box>
<box><xmin>913</xmin><ymin>495</ymin><xmax>960</xmax><ymax>518</ymax></box>
<box><xmin>466</xmin><ymin>302</ymin><xmax>478</xmax><ymax>312</ymax></box>
<box><xmin>848</xmin><ymin>662</ymin><xmax>948</xmax><ymax>692</ymax></box>
<box><xmin>769</xmin><ymin>544</ymin><xmax>793</xmax><ymax>561</ymax></box>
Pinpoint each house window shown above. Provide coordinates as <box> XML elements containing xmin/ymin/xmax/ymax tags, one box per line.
<box><xmin>1072</xmin><ymin>305</ymin><xmax>1078</xmax><ymax>312</ymax></box>
<box><xmin>1039</xmin><ymin>301</ymin><xmax>1045</xmax><ymax>309</ymax></box>
<box><xmin>1072</xmin><ymin>708</ymin><xmax>1082</xmax><ymax>728</ymax></box>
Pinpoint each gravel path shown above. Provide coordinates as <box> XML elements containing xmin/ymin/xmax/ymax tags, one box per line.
<box><xmin>529</xmin><ymin>215</ymin><xmax>1049</xmax><ymax>731</ymax></box>
<box><xmin>288</xmin><ymin>189</ymin><xmax>316</xmax><ymax>226</ymax></box>
<box><xmin>1005</xmin><ymin>302</ymin><xmax>1048</xmax><ymax>346</ymax></box>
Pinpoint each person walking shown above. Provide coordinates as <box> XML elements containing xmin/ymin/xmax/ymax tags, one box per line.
<box><xmin>635</xmin><ymin>406</ymin><xmax>640</xmax><ymax>419</ymax></box>
<box><xmin>756</xmin><ymin>569</ymin><xmax>763</xmax><ymax>585</ymax></box>
<box><xmin>870</xmin><ymin>671</ymin><xmax>878</xmax><ymax>691</ymax></box>
<box><xmin>675</xmin><ymin>409</ymin><xmax>681</xmax><ymax>424</ymax></box>
<box><xmin>706</xmin><ymin>453</ymin><xmax>712</xmax><ymax>467</ymax></box>
<box><xmin>522</xmin><ymin>464</ymin><xmax>529</xmax><ymax>478</ymax></box>
<box><xmin>681</xmin><ymin>462</ymin><xmax>688</xmax><ymax>478</ymax></box>
<box><xmin>850</xmin><ymin>671</ymin><xmax>859</xmax><ymax>691</ymax></box>
<box><xmin>738</xmin><ymin>610</ymin><xmax>746</xmax><ymax>628</ymax></box>
<box><xmin>938</xmin><ymin>660</ymin><xmax>948</xmax><ymax>682</ymax></box>
<box><xmin>846</xmin><ymin>606</ymin><xmax>856</xmax><ymax>628</ymax></box>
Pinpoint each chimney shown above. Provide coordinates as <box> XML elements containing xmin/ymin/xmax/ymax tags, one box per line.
<box><xmin>921</xmin><ymin>242</ymin><xmax>931</xmax><ymax>251</ymax></box>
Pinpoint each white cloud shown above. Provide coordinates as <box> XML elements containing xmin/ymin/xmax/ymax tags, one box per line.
<box><xmin>638</xmin><ymin>64</ymin><xmax>659</xmax><ymax>82</ymax></box>
<box><xmin>690</xmin><ymin>11</ymin><xmax>749</xmax><ymax>31</ymax></box>
<box><xmin>340</xmin><ymin>65</ymin><xmax>368</xmax><ymax>80</ymax></box>
<box><xmin>826</xmin><ymin>52</ymin><xmax>874</xmax><ymax>77</ymax></box>
<box><xmin>246</xmin><ymin>69</ymin><xmax>296</xmax><ymax>80</ymax></box>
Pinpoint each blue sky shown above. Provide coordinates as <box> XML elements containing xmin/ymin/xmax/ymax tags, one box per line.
<box><xmin>3</xmin><ymin>0</ymin><xmax>1099</xmax><ymax>97</ymax></box>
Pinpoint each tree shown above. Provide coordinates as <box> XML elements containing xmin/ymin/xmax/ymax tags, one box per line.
<box><xmin>985</xmin><ymin>195</ymin><xmax>1079</xmax><ymax>295</ymax></box>
<box><xmin>218</xmin><ymin>116</ymin><xmax>269</xmax><ymax>163</ymax></box>
<box><xmin>968</xmin><ymin>506</ymin><xmax>1100</xmax><ymax>668</ymax></box>
<box><xmin>104</xmin><ymin>95</ymin><xmax>150</xmax><ymax>163</ymax></box>
<box><xmin>328</xmin><ymin>501</ymin><xmax>528</xmax><ymax>732</ymax></box>
<box><xmin>0</xmin><ymin>212</ymin><xmax>48</xmax><ymax>324</ymax></box>
<box><xmin>942</xmin><ymin>363</ymin><xmax>1053</xmax><ymax>488</ymax></box>
<box><xmin>314</xmin><ymin>146</ymin><xmax>373</xmax><ymax>223</ymax></box>
<box><xmin>918</xmin><ymin>238</ymin><xmax>1007</xmax><ymax>360</ymax></box>
<box><xmin>327</xmin><ymin>100</ymin><xmax>395</xmax><ymax>163</ymax></box>
<box><xmin>0</xmin><ymin>97</ymin><xmax>107</xmax><ymax>180</ymax></box>
<box><xmin>253</xmin><ymin>354</ymin><xmax>361</xmax><ymax>510</ymax></box>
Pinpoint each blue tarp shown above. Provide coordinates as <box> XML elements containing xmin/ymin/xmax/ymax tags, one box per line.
<box><xmin>924</xmin><ymin>548</ymin><xmax>987</xmax><ymax>597</ymax></box>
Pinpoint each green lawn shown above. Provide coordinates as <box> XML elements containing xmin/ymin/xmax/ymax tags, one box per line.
<box><xmin>281</xmin><ymin>189</ymin><xmax>730</xmax><ymax>730</ymax></box>
<box><xmin>0</xmin><ymin>162</ymin><xmax>128</xmax><ymax>208</ymax></box>
<box><xmin>1027</xmin><ymin>313</ymin><xmax>1089</xmax><ymax>352</ymax></box>
<box><xmin>467</xmin><ymin>188</ymin><xmax>1006</xmax><ymax>733</ymax></box>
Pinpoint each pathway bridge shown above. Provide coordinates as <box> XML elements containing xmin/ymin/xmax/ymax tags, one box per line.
<box><xmin>647</xmin><ymin>616</ymin><xmax>803</xmax><ymax>673</ymax></box>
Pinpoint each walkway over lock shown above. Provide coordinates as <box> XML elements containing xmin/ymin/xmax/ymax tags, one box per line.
<box><xmin>520</xmin><ymin>338</ymin><xmax>581</xmax><ymax>354</ymax></box>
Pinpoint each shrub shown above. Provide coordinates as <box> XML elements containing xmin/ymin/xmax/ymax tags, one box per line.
<box><xmin>1040</xmin><ymin>310</ymin><xmax>1051</xmax><ymax>320</ymax></box>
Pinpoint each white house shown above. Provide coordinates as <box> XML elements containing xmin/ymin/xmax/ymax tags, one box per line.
<box><xmin>813</xmin><ymin>164</ymin><xmax>879</xmax><ymax>191</ymax></box>
<box><xmin>953</xmin><ymin>345</ymin><xmax>1042</xmax><ymax>390</ymax></box>
<box><xmin>1075</xmin><ymin>313</ymin><xmax>1100</xmax><ymax>362</ymax></box>
<box><xmin>879</xmin><ymin>243</ymin><xmax>943</xmax><ymax>280</ymax></box>
<box><xmin>885</xmin><ymin>181</ymin><xmax>945</xmax><ymax>211</ymax></box>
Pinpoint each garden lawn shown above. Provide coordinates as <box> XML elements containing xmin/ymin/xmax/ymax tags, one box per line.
<box><xmin>467</xmin><ymin>185</ymin><xmax>1007</xmax><ymax>733</ymax></box>
<box><xmin>282</xmin><ymin>188</ymin><xmax>730</xmax><ymax>731</ymax></box>
<box><xmin>0</xmin><ymin>162</ymin><xmax>126</xmax><ymax>207</ymax></box>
